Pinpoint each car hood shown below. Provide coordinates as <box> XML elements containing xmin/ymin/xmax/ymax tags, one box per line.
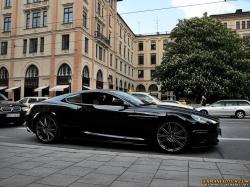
<box><xmin>157</xmin><ymin>102</ymin><xmax>194</xmax><ymax>109</ymax></box>
<box><xmin>0</xmin><ymin>100</ymin><xmax>25</xmax><ymax>107</ymax></box>
<box><xmin>137</xmin><ymin>104</ymin><xmax>218</xmax><ymax>121</ymax></box>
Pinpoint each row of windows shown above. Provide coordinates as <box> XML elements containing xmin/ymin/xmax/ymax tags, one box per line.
<box><xmin>26</xmin><ymin>11</ymin><xmax>47</xmax><ymax>29</ymax></box>
<box><xmin>138</xmin><ymin>40</ymin><xmax>168</xmax><ymax>51</ymax></box>
<box><xmin>224</xmin><ymin>21</ymin><xmax>250</xmax><ymax>30</ymax></box>
<box><xmin>138</xmin><ymin>54</ymin><xmax>157</xmax><ymax>65</ymax></box>
<box><xmin>138</xmin><ymin>69</ymin><xmax>155</xmax><ymax>80</ymax></box>
<box><xmin>118</xmin><ymin>42</ymin><xmax>133</xmax><ymax>62</ymax></box>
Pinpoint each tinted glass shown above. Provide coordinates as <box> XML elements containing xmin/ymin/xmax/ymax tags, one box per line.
<box><xmin>29</xmin><ymin>98</ymin><xmax>38</xmax><ymax>103</ymax></box>
<box><xmin>66</xmin><ymin>94</ymin><xmax>82</xmax><ymax>103</ymax></box>
<box><xmin>0</xmin><ymin>93</ymin><xmax>7</xmax><ymax>101</ymax></box>
<box><xmin>237</xmin><ymin>101</ymin><xmax>250</xmax><ymax>106</ymax></box>
<box><xmin>132</xmin><ymin>94</ymin><xmax>154</xmax><ymax>104</ymax></box>
<box><xmin>112</xmin><ymin>91</ymin><xmax>144</xmax><ymax>106</ymax></box>
<box><xmin>19</xmin><ymin>98</ymin><xmax>28</xmax><ymax>104</ymax></box>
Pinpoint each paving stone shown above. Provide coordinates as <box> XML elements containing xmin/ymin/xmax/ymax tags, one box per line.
<box><xmin>77</xmin><ymin>173</ymin><xmax>117</xmax><ymax>186</ymax></box>
<box><xmin>74</xmin><ymin>160</ymin><xmax>105</xmax><ymax>169</ymax></box>
<box><xmin>8</xmin><ymin>161</ymin><xmax>43</xmax><ymax>170</ymax></box>
<box><xmin>155</xmin><ymin>170</ymin><xmax>188</xmax><ymax>181</ymax></box>
<box><xmin>55</xmin><ymin>157</ymin><xmax>83</xmax><ymax>163</ymax></box>
<box><xmin>189</xmin><ymin>176</ymin><xmax>207</xmax><ymax>187</ymax></box>
<box><xmin>104</xmin><ymin>161</ymin><xmax>132</xmax><ymax>167</ymax></box>
<box><xmin>30</xmin><ymin>156</ymin><xmax>57</xmax><ymax>163</ymax></box>
<box><xmin>220</xmin><ymin>169</ymin><xmax>250</xmax><ymax>176</ymax></box>
<box><xmin>59</xmin><ymin>166</ymin><xmax>93</xmax><ymax>176</ymax></box>
<box><xmin>150</xmin><ymin>179</ymin><xmax>187</xmax><ymax>187</ymax></box>
<box><xmin>27</xmin><ymin>183</ymin><xmax>61</xmax><ymax>187</ymax></box>
<box><xmin>134</xmin><ymin>158</ymin><xmax>161</xmax><ymax>166</ymax></box>
<box><xmin>127</xmin><ymin>164</ymin><xmax>159</xmax><ymax>174</ymax></box>
<box><xmin>2</xmin><ymin>156</ymin><xmax>30</xmax><ymax>165</ymax></box>
<box><xmin>69</xmin><ymin>182</ymin><xmax>106</xmax><ymax>187</ymax></box>
<box><xmin>95</xmin><ymin>165</ymin><xmax>127</xmax><ymax>175</ymax></box>
<box><xmin>86</xmin><ymin>155</ymin><xmax>114</xmax><ymax>162</ymax></box>
<box><xmin>223</xmin><ymin>175</ymin><xmax>249</xmax><ymax>179</ymax></box>
<box><xmin>162</xmin><ymin>159</ymin><xmax>188</xmax><ymax>167</ymax></box>
<box><xmin>22</xmin><ymin>167</ymin><xmax>58</xmax><ymax>177</ymax></box>
<box><xmin>189</xmin><ymin>161</ymin><xmax>217</xmax><ymax>170</ymax></box>
<box><xmin>42</xmin><ymin>160</ymin><xmax>74</xmax><ymax>169</ymax></box>
<box><xmin>217</xmin><ymin>163</ymin><xmax>249</xmax><ymax>171</ymax></box>
<box><xmin>111</xmin><ymin>156</ymin><xmax>137</xmax><ymax>163</ymax></box>
<box><xmin>16</xmin><ymin>152</ymin><xmax>45</xmax><ymax>158</ymax></box>
<box><xmin>159</xmin><ymin>165</ymin><xmax>188</xmax><ymax>172</ymax></box>
<box><xmin>37</xmin><ymin>173</ymin><xmax>80</xmax><ymax>186</ymax></box>
<box><xmin>118</xmin><ymin>171</ymin><xmax>154</xmax><ymax>184</ymax></box>
<box><xmin>189</xmin><ymin>168</ymin><xmax>222</xmax><ymax>178</ymax></box>
<box><xmin>0</xmin><ymin>168</ymin><xmax>25</xmax><ymax>179</ymax></box>
<box><xmin>0</xmin><ymin>174</ymin><xmax>39</xmax><ymax>187</ymax></box>
<box><xmin>110</xmin><ymin>180</ymin><xmax>148</xmax><ymax>187</ymax></box>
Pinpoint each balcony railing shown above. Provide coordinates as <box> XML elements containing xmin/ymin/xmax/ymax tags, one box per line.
<box><xmin>24</xmin><ymin>0</ymin><xmax>49</xmax><ymax>10</ymax></box>
<box><xmin>94</xmin><ymin>31</ymin><xmax>110</xmax><ymax>47</ymax></box>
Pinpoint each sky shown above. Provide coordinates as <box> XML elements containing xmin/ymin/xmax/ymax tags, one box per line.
<box><xmin>117</xmin><ymin>0</ymin><xmax>250</xmax><ymax>35</ymax></box>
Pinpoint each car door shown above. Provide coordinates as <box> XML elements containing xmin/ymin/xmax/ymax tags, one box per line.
<box><xmin>223</xmin><ymin>101</ymin><xmax>237</xmax><ymax>116</ymax></box>
<box><xmin>209</xmin><ymin>101</ymin><xmax>226</xmax><ymax>116</ymax></box>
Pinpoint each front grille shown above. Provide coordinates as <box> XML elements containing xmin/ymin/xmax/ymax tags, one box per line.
<box><xmin>0</xmin><ymin>106</ymin><xmax>21</xmax><ymax>113</ymax></box>
<box><xmin>0</xmin><ymin>106</ymin><xmax>12</xmax><ymax>112</ymax></box>
<box><xmin>12</xmin><ymin>106</ymin><xmax>21</xmax><ymax>112</ymax></box>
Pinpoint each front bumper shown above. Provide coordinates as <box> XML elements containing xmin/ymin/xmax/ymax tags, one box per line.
<box><xmin>0</xmin><ymin>112</ymin><xmax>26</xmax><ymax>125</ymax></box>
<box><xmin>191</xmin><ymin>124</ymin><xmax>221</xmax><ymax>147</ymax></box>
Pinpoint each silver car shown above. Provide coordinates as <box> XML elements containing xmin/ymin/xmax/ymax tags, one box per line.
<box><xmin>197</xmin><ymin>100</ymin><xmax>250</xmax><ymax>119</ymax></box>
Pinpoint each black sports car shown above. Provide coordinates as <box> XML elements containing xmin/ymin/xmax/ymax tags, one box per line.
<box><xmin>0</xmin><ymin>93</ymin><xmax>27</xmax><ymax>125</ymax></box>
<box><xmin>25</xmin><ymin>90</ymin><xmax>221</xmax><ymax>153</ymax></box>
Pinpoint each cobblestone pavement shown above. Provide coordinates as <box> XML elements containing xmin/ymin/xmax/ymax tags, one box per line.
<box><xmin>0</xmin><ymin>142</ymin><xmax>249</xmax><ymax>187</ymax></box>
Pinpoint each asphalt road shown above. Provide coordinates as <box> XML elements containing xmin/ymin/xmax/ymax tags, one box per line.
<box><xmin>0</xmin><ymin>117</ymin><xmax>250</xmax><ymax>161</ymax></box>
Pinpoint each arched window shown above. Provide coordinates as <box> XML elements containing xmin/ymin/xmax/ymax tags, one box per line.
<box><xmin>148</xmin><ymin>84</ymin><xmax>158</xmax><ymax>92</ymax></box>
<box><xmin>58</xmin><ymin>63</ymin><xmax>71</xmax><ymax>76</ymax></box>
<box><xmin>26</xmin><ymin>65</ymin><xmax>38</xmax><ymax>78</ymax></box>
<box><xmin>128</xmin><ymin>83</ymin><xmax>131</xmax><ymax>91</ymax></box>
<box><xmin>25</xmin><ymin>65</ymin><xmax>39</xmax><ymax>97</ymax></box>
<box><xmin>136</xmin><ymin>84</ymin><xmax>146</xmax><ymax>92</ymax></box>
<box><xmin>108</xmin><ymin>75</ymin><xmax>113</xmax><ymax>89</ymax></box>
<box><xmin>82</xmin><ymin>66</ymin><xmax>90</xmax><ymax>87</ymax></box>
<box><xmin>96</xmin><ymin>70</ymin><xmax>103</xmax><ymax>89</ymax></box>
<box><xmin>119</xmin><ymin>80</ymin><xmax>123</xmax><ymax>91</ymax></box>
<box><xmin>124</xmin><ymin>82</ymin><xmax>127</xmax><ymax>92</ymax></box>
<box><xmin>131</xmin><ymin>84</ymin><xmax>134</xmax><ymax>91</ymax></box>
<box><xmin>0</xmin><ymin>67</ymin><xmax>8</xmax><ymax>80</ymax></box>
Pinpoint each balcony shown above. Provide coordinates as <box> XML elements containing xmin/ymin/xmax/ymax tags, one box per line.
<box><xmin>94</xmin><ymin>31</ymin><xmax>110</xmax><ymax>47</ymax></box>
<box><xmin>24</xmin><ymin>0</ymin><xmax>49</xmax><ymax>10</ymax></box>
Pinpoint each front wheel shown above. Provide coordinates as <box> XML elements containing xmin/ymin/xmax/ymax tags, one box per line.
<box><xmin>154</xmin><ymin>121</ymin><xmax>190</xmax><ymax>153</ymax></box>
<box><xmin>35</xmin><ymin>114</ymin><xmax>61</xmax><ymax>144</ymax></box>
<box><xmin>235</xmin><ymin>111</ymin><xmax>245</xmax><ymax>119</ymax></box>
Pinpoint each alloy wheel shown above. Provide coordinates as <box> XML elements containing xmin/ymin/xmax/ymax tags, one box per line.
<box><xmin>236</xmin><ymin>111</ymin><xmax>245</xmax><ymax>119</ymax></box>
<box><xmin>157</xmin><ymin>122</ymin><xmax>188</xmax><ymax>153</ymax></box>
<box><xmin>36</xmin><ymin>116</ymin><xmax>58</xmax><ymax>143</ymax></box>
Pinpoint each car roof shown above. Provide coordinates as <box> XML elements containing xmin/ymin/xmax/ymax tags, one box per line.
<box><xmin>129</xmin><ymin>92</ymin><xmax>150</xmax><ymax>95</ymax></box>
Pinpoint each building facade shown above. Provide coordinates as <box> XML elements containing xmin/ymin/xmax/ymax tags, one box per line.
<box><xmin>210</xmin><ymin>9</ymin><xmax>250</xmax><ymax>39</ymax></box>
<box><xmin>0</xmin><ymin>0</ymin><xmax>170</xmax><ymax>100</ymax></box>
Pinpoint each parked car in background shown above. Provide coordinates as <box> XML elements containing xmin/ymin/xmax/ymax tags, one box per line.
<box><xmin>0</xmin><ymin>93</ymin><xmax>27</xmax><ymax>125</ymax></box>
<box><xmin>129</xmin><ymin>92</ymin><xmax>194</xmax><ymax>110</ymax></box>
<box><xmin>197</xmin><ymin>100</ymin><xmax>250</xmax><ymax>119</ymax></box>
<box><xmin>18</xmin><ymin>97</ymin><xmax>49</xmax><ymax>107</ymax></box>
<box><xmin>25</xmin><ymin>90</ymin><xmax>221</xmax><ymax>153</ymax></box>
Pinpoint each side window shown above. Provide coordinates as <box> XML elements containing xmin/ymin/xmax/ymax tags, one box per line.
<box><xmin>19</xmin><ymin>98</ymin><xmax>28</xmax><ymax>104</ymax></box>
<box><xmin>225</xmin><ymin>101</ymin><xmax>235</xmax><ymax>106</ymax></box>
<box><xmin>212</xmin><ymin>101</ymin><xmax>225</xmax><ymax>107</ymax></box>
<box><xmin>29</xmin><ymin>98</ymin><xmax>38</xmax><ymax>103</ymax></box>
<box><xmin>66</xmin><ymin>94</ymin><xmax>83</xmax><ymax>103</ymax></box>
<box><xmin>92</xmin><ymin>93</ymin><xmax>124</xmax><ymax>106</ymax></box>
<box><xmin>237</xmin><ymin>101</ymin><xmax>250</xmax><ymax>106</ymax></box>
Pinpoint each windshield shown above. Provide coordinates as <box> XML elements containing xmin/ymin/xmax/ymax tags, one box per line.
<box><xmin>0</xmin><ymin>93</ymin><xmax>8</xmax><ymax>101</ymax></box>
<box><xmin>111</xmin><ymin>91</ymin><xmax>144</xmax><ymax>106</ymax></box>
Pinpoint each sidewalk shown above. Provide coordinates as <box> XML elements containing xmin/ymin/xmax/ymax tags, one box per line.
<box><xmin>0</xmin><ymin>142</ymin><xmax>249</xmax><ymax>187</ymax></box>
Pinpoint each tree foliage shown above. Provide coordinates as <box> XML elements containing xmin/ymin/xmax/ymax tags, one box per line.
<box><xmin>154</xmin><ymin>17</ymin><xmax>250</xmax><ymax>102</ymax></box>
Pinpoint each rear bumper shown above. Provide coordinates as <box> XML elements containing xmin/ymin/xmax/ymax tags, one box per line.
<box><xmin>191</xmin><ymin>126</ymin><xmax>221</xmax><ymax>147</ymax></box>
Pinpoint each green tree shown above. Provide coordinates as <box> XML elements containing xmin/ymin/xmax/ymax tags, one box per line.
<box><xmin>154</xmin><ymin>17</ymin><xmax>250</xmax><ymax>103</ymax></box>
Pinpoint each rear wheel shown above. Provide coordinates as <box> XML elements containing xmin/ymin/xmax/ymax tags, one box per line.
<box><xmin>200</xmin><ymin>110</ymin><xmax>208</xmax><ymax>115</ymax></box>
<box><xmin>154</xmin><ymin>121</ymin><xmax>190</xmax><ymax>153</ymax></box>
<box><xmin>235</xmin><ymin>110</ymin><xmax>245</xmax><ymax>119</ymax></box>
<box><xmin>35</xmin><ymin>114</ymin><xmax>61</xmax><ymax>143</ymax></box>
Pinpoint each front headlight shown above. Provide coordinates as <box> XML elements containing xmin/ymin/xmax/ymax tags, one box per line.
<box><xmin>191</xmin><ymin>114</ymin><xmax>217</xmax><ymax>124</ymax></box>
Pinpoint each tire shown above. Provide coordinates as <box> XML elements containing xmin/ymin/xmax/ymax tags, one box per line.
<box><xmin>153</xmin><ymin>120</ymin><xmax>190</xmax><ymax>154</ymax></box>
<box><xmin>235</xmin><ymin>110</ymin><xmax>245</xmax><ymax>119</ymax></box>
<box><xmin>35</xmin><ymin>114</ymin><xmax>61</xmax><ymax>144</ymax></box>
<box><xmin>200</xmin><ymin>110</ymin><xmax>208</xmax><ymax>115</ymax></box>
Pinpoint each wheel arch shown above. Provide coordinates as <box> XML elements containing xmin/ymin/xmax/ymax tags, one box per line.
<box><xmin>32</xmin><ymin>112</ymin><xmax>58</xmax><ymax>130</ymax></box>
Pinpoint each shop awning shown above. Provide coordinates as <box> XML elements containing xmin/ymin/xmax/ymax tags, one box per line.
<box><xmin>0</xmin><ymin>86</ymin><xmax>7</xmax><ymax>91</ymax></box>
<box><xmin>34</xmin><ymin>85</ymin><xmax>49</xmax><ymax>92</ymax></box>
<box><xmin>5</xmin><ymin>86</ymin><xmax>20</xmax><ymax>92</ymax></box>
<box><xmin>49</xmin><ymin>85</ymin><xmax>69</xmax><ymax>92</ymax></box>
